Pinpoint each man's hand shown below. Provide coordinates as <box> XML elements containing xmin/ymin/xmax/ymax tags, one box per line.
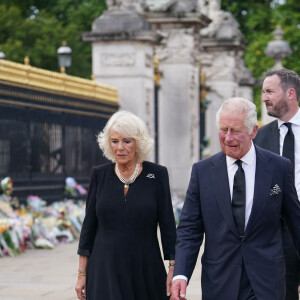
<box><xmin>170</xmin><ymin>279</ymin><xmax>187</xmax><ymax>300</ymax></box>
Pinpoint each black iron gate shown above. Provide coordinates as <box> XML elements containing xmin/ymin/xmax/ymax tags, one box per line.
<box><xmin>0</xmin><ymin>66</ymin><xmax>118</xmax><ymax>203</ymax></box>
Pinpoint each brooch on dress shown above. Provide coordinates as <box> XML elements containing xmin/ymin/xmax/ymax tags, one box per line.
<box><xmin>146</xmin><ymin>173</ymin><xmax>155</xmax><ymax>179</ymax></box>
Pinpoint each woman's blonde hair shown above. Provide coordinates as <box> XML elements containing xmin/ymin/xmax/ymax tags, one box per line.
<box><xmin>97</xmin><ymin>110</ymin><xmax>154</xmax><ymax>163</ymax></box>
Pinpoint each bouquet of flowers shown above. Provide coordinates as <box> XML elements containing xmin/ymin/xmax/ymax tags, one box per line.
<box><xmin>0</xmin><ymin>177</ymin><xmax>86</xmax><ymax>258</ymax></box>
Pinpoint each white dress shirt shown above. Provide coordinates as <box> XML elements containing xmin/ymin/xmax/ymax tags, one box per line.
<box><xmin>226</xmin><ymin>142</ymin><xmax>256</xmax><ymax>228</ymax></box>
<box><xmin>173</xmin><ymin>143</ymin><xmax>256</xmax><ymax>282</ymax></box>
<box><xmin>278</xmin><ymin>108</ymin><xmax>300</xmax><ymax>200</ymax></box>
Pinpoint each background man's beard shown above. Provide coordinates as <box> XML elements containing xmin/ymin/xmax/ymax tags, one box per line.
<box><xmin>266</xmin><ymin>98</ymin><xmax>288</xmax><ymax>118</ymax></box>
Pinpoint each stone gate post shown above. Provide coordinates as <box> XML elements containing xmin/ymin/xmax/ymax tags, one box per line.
<box><xmin>82</xmin><ymin>5</ymin><xmax>159</xmax><ymax>144</ymax></box>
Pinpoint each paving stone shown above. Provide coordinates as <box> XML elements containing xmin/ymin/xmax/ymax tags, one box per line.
<box><xmin>0</xmin><ymin>240</ymin><xmax>203</xmax><ymax>300</ymax></box>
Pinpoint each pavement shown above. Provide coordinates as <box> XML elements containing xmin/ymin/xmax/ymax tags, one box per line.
<box><xmin>0</xmin><ymin>240</ymin><xmax>203</xmax><ymax>300</ymax></box>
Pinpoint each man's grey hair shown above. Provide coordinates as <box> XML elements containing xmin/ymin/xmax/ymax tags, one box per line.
<box><xmin>97</xmin><ymin>110</ymin><xmax>153</xmax><ymax>163</ymax></box>
<box><xmin>216</xmin><ymin>97</ymin><xmax>258</xmax><ymax>134</ymax></box>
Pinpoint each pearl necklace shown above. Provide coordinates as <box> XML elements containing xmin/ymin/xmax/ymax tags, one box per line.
<box><xmin>115</xmin><ymin>163</ymin><xmax>140</xmax><ymax>189</ymax></box>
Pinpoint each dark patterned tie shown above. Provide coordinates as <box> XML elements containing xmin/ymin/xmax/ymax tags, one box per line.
<box><xmin>282</xmin><ymin>122</ymin><xmax>295</xmax><ymax>172</ymax></box>
<box><xmin>232</xmin><ymin>160</ymin><xmax>246</xmax><ymax>237</ymax></box>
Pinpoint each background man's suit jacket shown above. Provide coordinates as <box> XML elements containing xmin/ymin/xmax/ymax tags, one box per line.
<box><xmin>174</xmin><ymin>145</ymin><xmax>300</xmax><ymax>300</ymax></box>
<box><xmin>254</xmin><ymin>120</ymin><xmax>280</xmax><ymax>153</ymax></box>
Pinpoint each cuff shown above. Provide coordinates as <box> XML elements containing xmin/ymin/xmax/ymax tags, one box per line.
<box><xmin>77</xmin><ymin>248</ymin><xmax>91</xmax><ymax>256</ymax></box>
<box><xmin>164</xmin><ymin>253</ymin><xmax>175</xmax><ymax>260</ymax></box>
<box><xmin>173</xmin><ymin>275</ymin><xmax>188</xmax><ymax>282</ymax></box>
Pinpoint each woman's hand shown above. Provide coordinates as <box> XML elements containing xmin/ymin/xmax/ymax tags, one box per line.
<box><xmin>75</xmin><ymin>276</ymin><xmax>86</xmax><ymax>300</ymax></box>
<box><xmin>167</xmin><ymin>267</ymin><xmax>174</xmax><ymax>296</ymax></box>
<box><xmin>76</xmin><ymin>255</ymin><xmax>88</xmax><ymax>299</ymax></box>
<box><xmin>167</xmin><ymin>260</ymin><xmax>175</xmax><ymax>297</ymax></box>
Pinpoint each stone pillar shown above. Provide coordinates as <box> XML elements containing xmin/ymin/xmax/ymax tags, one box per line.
<box><xmin>199</xmin><ymin>10</ymin><xmax>254</xmax><ymax>155</ymax></box>
<box><xmin>158</xmin><ymin>52</ymin><xmax>199</xmax><ymax>196</ymax></box>
<box><xmin>145</xmin><ymin>10</ymin><xmax>210</xmax><ymax>196</ymax></box>
<box><xmin>238</xmin><ymin>61</ymin><xmax>256</xmax><ymax>102</ymax></box>
<box><xmin>82</xmin><ymin>7</ymin><xmax>159</xmax><ymax>147</ymax></box>
<box><xmin>262</xmin><ymin>25</ymin><xmax>292</xmax><ymax>125</ymax></box>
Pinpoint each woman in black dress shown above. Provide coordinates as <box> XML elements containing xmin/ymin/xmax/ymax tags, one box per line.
<box><xmin>75</xmin><ymin>110</ymin><xmax>176</xmax><ymax>300</ymax></box>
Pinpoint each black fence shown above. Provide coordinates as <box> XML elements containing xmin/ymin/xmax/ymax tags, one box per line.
<box><xmin>0</xmin><ymin>81</ymin><xmax>118</xmax><ymax>203</ymax></box>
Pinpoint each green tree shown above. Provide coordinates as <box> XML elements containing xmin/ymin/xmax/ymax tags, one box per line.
<box><xmin>0</xmin><ymin>0</ymin><xmax>106</xmax><ymax>78</ymax></box>
<box><xmin>274</xmin><ymin>0</ymin><xmax>300</xmax><ymax>75</ymax></box>
<box><xmin>221</xmin><ymin>0</ymin><xmax>300</xmax><ymax>118</ymax></box>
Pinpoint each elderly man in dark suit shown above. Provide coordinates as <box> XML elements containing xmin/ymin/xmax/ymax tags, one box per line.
<box><xmin>171</xmin><ymin>97</ymin><xmax>300</xmax><ymax>300</ymax></box>
<box><xmin>254</xmin><ymin>69</ymin><xmax>300</xmax><ymax>300</ymax></box>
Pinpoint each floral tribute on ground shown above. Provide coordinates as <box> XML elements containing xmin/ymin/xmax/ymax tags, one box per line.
<box><xmin>0</xmin><ymin>177</ymin><xmax>87</xmax><ymax>257</ymax></box>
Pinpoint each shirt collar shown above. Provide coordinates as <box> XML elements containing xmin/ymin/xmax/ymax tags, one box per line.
<box><xmin>277</xmin><ymin>107</ymin><xmax>300</xmax><ymax>128</ymax></box>
<box><xmin>226</xmin><ymin>142</ymin><xmax>255</xmax><ymax>167</ymax></box>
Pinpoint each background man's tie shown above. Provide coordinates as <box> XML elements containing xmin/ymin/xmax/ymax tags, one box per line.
<box><xmin>282</xmin><ymin>122</ymin><xmax>295</xmax><ymax>173</ymax></box>
<box><xmin>232</xmin><ymin>160</ymin><xmax>246</xmax><ymax>237</ymax></box>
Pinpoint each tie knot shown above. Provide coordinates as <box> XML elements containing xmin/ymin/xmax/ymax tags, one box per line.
<box><xmin>235</xmin><ymin>160</ymin><xmax>243</xmax><ymax>167</ymax></box>
<box><xmin>283</xmin><ymin>122</ymin><xmax>292</xmax><ymax>130</ymax></box>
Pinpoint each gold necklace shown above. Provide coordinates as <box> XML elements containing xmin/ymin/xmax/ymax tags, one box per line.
<box><xmin>115</xmin><ymin>163</ymin><xmax>140</xmax><ymax>189</ymax></box>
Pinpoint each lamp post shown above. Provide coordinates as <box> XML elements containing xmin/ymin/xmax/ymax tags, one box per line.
<box><xmin>153</xmin><ymin>55</ymin><xmax>162</xmax><ymax>164</ymax></box>
<box><xmin>57</xmin><ymin>41</ymin><xmax>72</xmax><ymax>73</ymax></box>
<box><xmin>199</xmin><ymin>60</ymin><xmax>210</xmax><ymax>159</ymax></box>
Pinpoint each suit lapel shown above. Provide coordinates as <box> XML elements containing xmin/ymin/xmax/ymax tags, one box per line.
<box><xmin>211</xmin><ymin>153</ymin><xmax>238</xmax><ymax>235</ymax></box>
<box><xmin>268</xmin><ymin>121</ymin><xmax>280</xmax><ymax>154</ymax></box>
<box><xmin>245</xmin><ymin>146</ymin><xmax>273</xmax><ymax>237</ymax></box>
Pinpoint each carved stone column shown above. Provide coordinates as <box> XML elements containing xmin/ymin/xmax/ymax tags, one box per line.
<box><xmin>144</xmin><ymin>6</ymin><xmax>210</xmax><ymax>196</ymax></box>
<box><xmin>239</xmin><ymin>60</ymin><xmax>256</xmax><ymax>102</ymax></box>
<box><xmin>200</xmin><ymin>10</ymin><xmax>254</xmax><ymax>155</ymax></box>
<box><xmin>82</xmin><ymin>7</ymin><xmax>159</xmax><ymax>153</ymax></box>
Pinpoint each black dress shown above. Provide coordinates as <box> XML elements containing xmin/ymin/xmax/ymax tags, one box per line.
<box><xmin>78</xmin><ymin>161</ymin><xmax>176</xmax><ymax>300</ymax></box>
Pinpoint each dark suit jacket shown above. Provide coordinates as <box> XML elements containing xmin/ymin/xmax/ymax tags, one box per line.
<box><xmin>254</xmin><ymin>120</ymin><xmax>280</xmax><ymax>154</ymax></box>
<box><xmin>174</xmin><ymin>146</ymin><xmax>300</xmax><ymax>300</ymax></box>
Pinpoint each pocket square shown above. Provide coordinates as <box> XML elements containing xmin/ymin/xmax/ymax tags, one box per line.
<box><xmin>270</xmin><ymin>184</ymin><xmax>281</xmax><ymax>196</ymax></box>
